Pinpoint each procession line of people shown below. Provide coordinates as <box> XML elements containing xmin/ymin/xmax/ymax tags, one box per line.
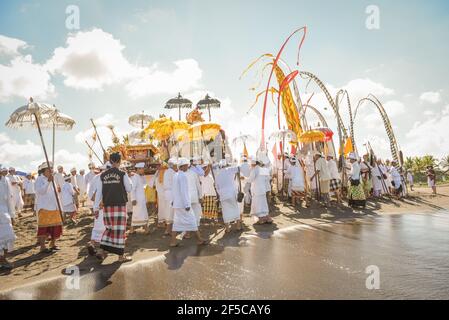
<box><xmin>0</xmin><ymin>149</ymin><xmax>440</xmax><ymax>270</ymax></box>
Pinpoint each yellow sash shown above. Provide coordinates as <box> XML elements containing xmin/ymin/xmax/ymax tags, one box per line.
<box><xmin>38</xmin><ymin>209</ymin><xmax>63</xmax><ymax>228</ymax></box>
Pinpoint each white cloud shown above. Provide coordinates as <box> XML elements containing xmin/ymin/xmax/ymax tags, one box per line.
<box><xmin>125</xmin><ymin>59</ymin><xmax>202</xmax><ymax>99</ymax></box>
<box><xmin>404</xmin><ymin>115</ymin><xmax>449</xmax><ymax>158</ymax></box>
<box><xmin>0</xmin><ymin>55</ymin><xmax>55</xmax><ymax>102</ymax></box>
<box><xmin>0</xmin><ymin>132</ymin><xmax>89</xmax><ymax>172</ymax></box>
<box><xmin>0</xmin><ymin>35</ymin><xmax>28</xmax><ymax>56</ymax></box>
<box><xmin>46</xmin><ymin>28</ymin><xmax>139</xmax><ymax>90</ymax></box>
<box><xmin>419</xmin><ymin>91</ymin><xmax>441</xmax><ymax>104</ymax></box>
<box><xmin>0</xmin><ymin>132</ymin><xmax>42</xmax><ymax>168</ymax></box>
<box><xmin>382</xmin><ymin>100</ymin><xmax>406</xmax><ymax>117</ymax></box>
<box><xmin>46</xmin><ymin>28</ymin><xmax>203</xmax><ymax>97</ymax></box>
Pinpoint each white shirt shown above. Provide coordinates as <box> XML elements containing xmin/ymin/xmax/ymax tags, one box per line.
<box><xmin>77</xmin><ymin>174</ymin><xmax>86</xmax><ymax>193</ymax></box>
<box><xmin>163</xmin><ymin>168</ymin><xmax>176</xmax><ymax>202</ymax></box>
<box><xmin>131</xmin><ymin>174</ymin><xmax>147</xmax><ymax>203</ymax></box>
<box><xmin>240</xmin><ymin>162</ymin><xmax>251</xmax><ymax>178</ymax></box>
<box><xmin>54</xmin><ymin>172</ymin><xmax>65</xmax><ymax>190</ymax></box>
<box><xmin>186</xmin><ymin>169</ymin><xmax>202</xmax><ymax>204</ymax></box>
<box><xmin>349</xmin><ymin>162</ymin><xmax>361</xmax><ymax>180</ymax></box>
<box><xmin>315</xmin><ymin>157</ymin><xmax>331</xmax><ymax>181</ymax></box>
<box><xmin>248</xmin><ymin>166</ymin><xmax>268</xmax><ymax>196</ymax></box>
<box><xmin>23</xmin><ymin>178</ymin><xmax>35</xmax><ymax>194</ymax></box>
<box><xmin>200</xmin><ymin>173</ymin><xmax>216</xmax><ymax>197</ymax></box>
<box><xmin>286</xmin><ymin>165</ymin><xmax>305</xmax><ymax>190</ymax></box>
<box><xmin>327</xmin><ymin>159</ymin><xmax>340</xmax><ymax>180</ymax></box>
<box><xmin>35</xmin><ymin>175</ymin><xmax>59</xmax><ymax>212</ymax></box>
<box><xmin>61</xmin><ymin>182</ymin><xmax>75</xmax><ymax>206</ymax></box>
<box><xmin>172</xmin><ymin>171</ymin><xmax>191</xmax><ymax>209</ymax></box>
<box><xmin>0</xmin><ymin>177</ymin><xmax>14</xmax><ymax>218</ymax></box>
<box><xmin>85</xmin><ymin>170</ymin><xmax>96</xmax><ymax>195</ymax></box>
<box><xmin>214</xmin><ymin>166</ymin><xmax>238</xmax><ymax>201</ymax></box>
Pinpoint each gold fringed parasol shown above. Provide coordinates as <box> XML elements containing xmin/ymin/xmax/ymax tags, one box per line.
<box><xmin>298</xmin><ymin>130</ymin><xmax>325</xmax><ymax>143</ymax></box>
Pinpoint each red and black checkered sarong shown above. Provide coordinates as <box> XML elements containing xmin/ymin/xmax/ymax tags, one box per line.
<box><xmin>100</xmin><ymin>205</ymin><xmax>127</xmax><ymax>255</ymax></box>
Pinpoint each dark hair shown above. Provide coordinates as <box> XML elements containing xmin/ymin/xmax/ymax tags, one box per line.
<box><xmin>109</xmin><ymin>152</ymin><xmax>121</xmax><ymax>163</ymax></box>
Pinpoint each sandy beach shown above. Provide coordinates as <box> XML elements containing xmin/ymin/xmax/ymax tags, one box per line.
<box><xmin>1</xmin><ymin>185</ymin><xmax>448</xmax><ymax>295</ymax></box>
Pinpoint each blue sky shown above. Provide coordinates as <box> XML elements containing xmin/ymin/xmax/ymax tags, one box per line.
<box><xmin>1</xmin><ymin>0</ymin><xmax>449</xmax><ymax>171</ymax></box>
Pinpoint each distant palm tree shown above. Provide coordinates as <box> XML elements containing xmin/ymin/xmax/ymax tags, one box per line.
<box><xmin>404</xmin><ymin>157</ymin><xmax>414</xmax><ymax>171</ymax></box>
<box><xmin>439</xmin><ymin>155</ymin><xmax>449</xmax><ymax>173</ymax></box>
<box><xmin>412</xmin><ymin>157</ymin><xmax>425</xmax><ymax>173</ymax></box>
<box><xmin>421</xmin><ymin>155</ymin><xmax>437</xmax><ymax>168</ymax></box>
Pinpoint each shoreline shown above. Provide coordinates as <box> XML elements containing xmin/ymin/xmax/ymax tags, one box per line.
<box><xmin>1</xmin><ymin>185</ymin><xmax>448</xmax><ymax>295</ymax></box>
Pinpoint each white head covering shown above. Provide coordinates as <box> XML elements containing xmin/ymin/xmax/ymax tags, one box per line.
<box><xmin>38</xmin><ymin>161</ymin><xmax>53</xmax><ymax>171</ymax></box>
<box><xmin>177</xmin><ymin>157</ymin><xmax>190</xmax><ymax>167</ymax></box>
<box><xmin>219</xmin><ymin>159</ymin><xmax>227</xmax><ymax>167</ymax></box>
<box><xmin>348</xmin><ymin>152</ymin><xmax>357</xmax><ymax>160</ymax></box>
<box><xmin>70</xmin><ymin>167</ymin><xmax>77</xmax><ymax>172</ymax></box>
<box><xmin>88</xmin><ymin>162</ymin><xmax>95</xmax><ymax>169</ymax></box>
<box><xmin>135</xmin><ymin>162</ymin><xmax>145</xmax><ymax>169</ymax></box>
<box><xmin>192</xmin><ymin>156</ymin><xmax>200</xmax><ymax>165</ymax></box>
<box><xmin>57</xmin><ymin>165</ymin><xmax>63</xmax><ymax>170</ymax></box>
<box><xmin>168</xmin><ymin>158</ymin><xmax>177</xmax><ymax>166</ymax></box>
<box><xmin>9</xmin><ymin>167</ymin><xmax>15</xmax><ymax>171</ymax></box>
<box><xmin>0</xmin><ymin>165</ymin><xmax>7</xmax><ymax>172</ymax></box>
<box><xmin>249</xmin><ymin>156</ymin><xmax>257</xmax><ymax>165</ymax></box>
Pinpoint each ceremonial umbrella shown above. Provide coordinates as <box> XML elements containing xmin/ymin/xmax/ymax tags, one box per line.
<box><xmin>48</xmin><ymin>108</ymin><xmax>75</xmax><ymax>165</ymax></box>
<box><xmin>197</xmin><ymin>94</ymin><xmax>221</xmax><ymax>122</ymax></box>
<box><xmin>145</xmin><ymin>117</ymin><xmax>190</xmax><ymax>141</ymax></box>
<box><xmin>177</xmin><ymin>122</ymin><xmax>221</xmax><ymax>141</ymax></box>
<box><xmin>5</xmin><ymin>97</ymin><xmax>64</xmax><ymax>219</ymax></box>
<box><xmin>129</xmin><ymin>111</ymin><xmax>154</xmax><ymax>129</ymax></box>
<box><xmin>298</xmin><ymin>130</ymin><xmax>325</xmax><ymax>143</ymax></box>
<box><xmin>165</xmin><ymin>93</ymin><xmax>192</xmax><ymax>121</ymax></box>
<box><xmin>232</xmin><ymin>134</ymin><xmax>255</xmax><ymax>158</ymax></box>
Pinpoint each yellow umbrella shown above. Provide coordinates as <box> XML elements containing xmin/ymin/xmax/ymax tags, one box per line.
<box><xmin>144</xmin><ymin>117</ymin><xmax>189</xmax><ymax>141</ymax></box>
<box><xmin>176</xmin><ymin>122</ymin><xmax>221</xmax><ymax>141</ymax></box>
<box><xmin>298</xmin><ymin>130</ymin><xmax>325</xmax><ymax>143</ymax></box>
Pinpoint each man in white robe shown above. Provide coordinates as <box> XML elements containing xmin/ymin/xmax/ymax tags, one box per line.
<box><xmin>248</xmin><ymin>159</ymin><xmax>272</xmax><ymax>224</ymax></box>
<box><xmin>23</xmin><ymin>173</ymin><xmax>36</xmax><ymax>213</ymax></box>
<box><xmin>7</xmin><ymin>167</ymin><xmax>24</xmax><ymax>217</ymax></box>
<box><xmin>130</xmin><ymin>163</ymin><xmax>149</xmax><ymax>234</ymax></box>
<box><xmin>153</xmin><ymin>164</ymin><xmax>168</xmax><ymax>227</ymax></box>
<box><xmin>239</xmin><ymin>155</ymin><xmax>251</xmax><ymax>212</ymax></box>
<box><xmin>54</xmin><ymin>165</ymin><xmax>65</xmax><ymax>193</ymax></box>
<box><xmin>163</xmin><ymin>158</ymin><xmax>177</xmax><ymax>235</ymax></box>
<box><xmin>186</xmin><ymin>164</ymin><xmax>203</xmax><ymax>227</ymax></box>
<box><xmin>170</xmin><ymin>158</ymin><xmax>207</xmax><ymax>247</ymax></box>
<box><xmin>371</xmin><ymin>162</ymin><xmax>384</xmax><ymax>197</ymax></box>
<box><xmin>214</xmin><ymin>160</ymin><xmax>243</xmax><ymax>233</ymax></box>
<box><xmin>84</xmin><ymin>163</ymin><xmax>96</xmax><ymax>213</ymax></box>
<box><xmin>286</xmin><ymin>157</ymin><xmax>308</xmax><ymax>209</ymax></box>
<box><xmin>77</xmin><ymin>169</ymin><xmax>87</xmax><ymax>207</ymax></box>
<box><xmin>0</xmin><ymin>165</ymin><xmax>16</xmax><ymax>270</ymax></box>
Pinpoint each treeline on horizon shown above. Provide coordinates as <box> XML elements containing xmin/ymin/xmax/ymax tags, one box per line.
<box><xmin>403</xmin><ymin>155</ymin><xmax>449</xmax><ymax>184</ymax></box>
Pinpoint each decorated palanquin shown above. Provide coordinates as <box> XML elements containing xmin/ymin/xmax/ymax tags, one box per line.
<box><xmin>107</xmin><ymin>143</ymin><xmax>160</xmax><ymax>174</ymax></box>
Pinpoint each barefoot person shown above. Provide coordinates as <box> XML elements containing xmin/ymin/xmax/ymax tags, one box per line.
<box><xmin>61</xmin><ymin>175</ymin><xmax>78</xmax><ymax>224</ymax></box>
<box><xmin>35</xmin><ymin>162</ymin><xmax>63</xmax><ymax>253</ymax></box>
<box><xmin>215</xmin><ymin>159</ymin><xmax>242</xmax><ymax>233</ymax></box>
<box><xmin>0</xmin><ymin>165</ymin><xmax>16</xmax><ymax>270</ymax></box>
<box><xmin>23</xmin><ymin>173</ymin><xmax>36</xmax><ymax>213</ymax></box>
<box><xmin>426</xmin><ymin>165</ymin><xmax>437</xmax><ymax>195</ymax></box>
<box><xmin>170</xmin><ymin>158</ymin><xmax>207</xmax><ymax>247</ymax></box>
<box><xmin>327</xmin><ymin>155</ymin><xmax>342</xmax><ymax>204</ymax></box>
<box><xmin>248</xmin><ymin>157</ymin><xmax>272</xmax><ymax>224</ymax></box>
<box><xmin>163</xmin><ymin>158</ymin><xmax>177</xmax><ymax>236</ymax></box>
<box><xmin>94</xmin><ymin>152</ymin><xmax>133</xmax><ymax>263</ymax></box>
<box><xmin>347</xmin><ymin>153</ymin><xmax>366</xmax><ymax>208</ymax></box>
<box><xmin>7</xmin><ymin>167</ymin><xmax>24</xmax><ymax>218</ymax></box>
<box><xmin>286</xmin><ymin>157</ymin><xmax>308</xmax><ymax>210</ymax></box>
<box><xmin>130</xmin><ymin>162</ymin><xmax>150</xmax><ymax>234</ymax></box>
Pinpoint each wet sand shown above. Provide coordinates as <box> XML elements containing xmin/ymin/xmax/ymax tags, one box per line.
<box><xmin>1</xmin><ymin>185</ymin><xmax>448</xmax><ymax>299</ymax></box>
